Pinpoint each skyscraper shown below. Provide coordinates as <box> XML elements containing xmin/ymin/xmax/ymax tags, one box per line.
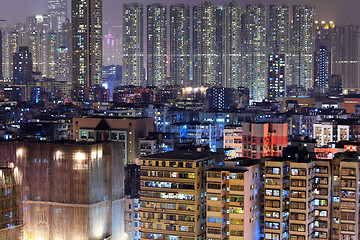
<box><xmin>13</xmin><ymin>46</ymin><xmax>33</xmax><ymax>85</ymax></box>
<box><xmin>104</xmin><ymin>33</ymin><xmax>116</xmax><ymax>66</ymax></box>
<box><xmin>55</xmin><ymin>46</ymin><xmax>70</xmax><ymax>82</ymax></box>
<box><xmin>147</xmin><ymin>3</ymin><xmax>167</xmax><ymax>86</ymax></box>
<box><xmin>314</xmin><ymin>21</ymin><xmax>335</xmax><ymax>89</ymax></box>
<box><xmin>48</xmin><ymin>0</ymin><xmax>67</xmax><ymax>31</ymax></box>
<box><xmin>46</xmin><ymin>30</ymin><xmax>59</xmax><ymax>79</ymax></box>
<box><xmin>4</xmin><ymin>30</ymin><xmax>20</xmax><ymax>79</ymax></box>
<box><xmin>123</xmin><ymin>3</ymin><xmax>144</xmax><ymax>86</ymax></box>
<box><xmin>244</xmin><ymin>3</ymin><xmax>267</xmax><ymax>101</ymax></box>
<box><xmin>269</xmin><ymin>5</ymin><xmax>290</xmax><ymax>54</ymax></box>
<box><xmin>222</xmin><ymin>2</ymin><xmax>242</xmax><ymax>88</ymax></box>
<box><xmin>193</xmin><ymin>2</ymin><xmax>219</xmax><ymax>86</ymax></box>
<box><xmin>71</xmin><ymin>0</ymin><xmax>102</xmax><ymax>100</ymax></box>
<box><xmin>292</xmin><ymin>5</ymin><xmax>315</xmax><ymax>89</ymax></box>
<box><xmin>333</xmin><ymin>25</ymin><xmax>360</xmax><ymax>89</ymax></box>
<box><xmin>170</xmin><ymin>4</ymin><xmax>190</xmax><ymax>86</ymax></box>
<box><xmin>269</xmin><ymin>5</ymin><xmax>290</xmax><ymax>87</ymax></box>
<box><xmin>268</xmin><ymin>52</ymin><xmax>286</xmax><ymax>101</ymax></box>
<box><xmin>314</xmin><ymin>45</ymin><xmax>331</xmax><ymax>88</ymax></box>
<box><xmin>0</xmin><ymin>31</ymin><xmax>3</xmax><ymax>79</ymax></box>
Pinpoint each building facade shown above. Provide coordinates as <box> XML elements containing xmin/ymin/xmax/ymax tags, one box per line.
<box><xmin>0</xmin><ymin>167</ymin><xmax>22</xmax><ymax>240</ymax></box>
<box><xmin>48</xmin><ymin>0</ymin><xmax>67</xmax><ymax>31</ymax></box>
<box><xmin>13</xmin><ymin>46</ymin><xmax>33</xmax><ymax>85</ymax></box>
<box><xmin>147</xmin><ymin>3</ymin><xmax>167</xmax><ymax>86</ymax></box>
<box><xmin>206</xmin><ymin>159</ymin><xmax>262</xmax><ymax>239</ymax></box>
<box><xmin>123</xmin><ymin>3</ymin><xmax>144</xmax><ymax>86</ymax></box>
<box><xmin>221</xmin><ymin>2</ymin><xmax>242</xmax><ymax>88</ymax></box>
<box><xmin>170</xmin><ymin>4</ymin><xmax>190</xmax><ymax>86</ymax></box>
<box><xmin>243</xmin><ymin>4</ymin><xmax>267</xmax><ymax>101</ymax></box>
<box><xmin>73</xmin><ymin>117</ymin><xmax>154</xmax><ymax>164</ymax></box>
<box><xmin>193</xmin><ymin>2</ymin><xmax>219</xmax><ymax>86</ymax></box>
<box><xmin>292</xmin><ymin>5</ymin><xmax>314</xmax><ymax>89</ymax></box>
<box><xmin>140</xmin><ymin>151</ymin><xmax>214</xmax><ymax>240</ymax></box>
<box><xmin>0</xmin><ymin>140</ymin><xmax>125</xmax><ymax>240</ymax></box>
<box><xmin>268</xmin><ymin>53</ymin><xmax>286</xmax><ymax>101</ymax></box>
<box><xmin>71</xmin><ymin>0</ymin><xmax>103</xmax><ymax>100</ymax></box>
<box><xmin>242</xmin><ymin>122</ymin><xmax>288</xmax><ymax>159</ymax></box>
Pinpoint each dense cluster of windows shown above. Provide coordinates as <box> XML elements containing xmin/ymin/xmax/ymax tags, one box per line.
<box><xmin>265</xmin><ymin>200</ymin><xmax>280</xmax><ymax>208</ymax></box>
<box><xmin>291</xmin><ymin>168</ymin><xmax>307</xmax><ymax>176</ymax></box>
<box><xmin>265</xmin><ymin>221</ymin><xmax>280</xmax><ymax>229</ymax></box>
<box><xmin>265</xmin><ymin>189</ymin><xmax>280</xmax><ymax>197</ymax></box>
<box><xmin>266</xmin><ymin>167</ymin><xmax>281</xmax><ymax>175</ymax></box>
<box><xmin>265</xmin><ymin>211</ymin><xmax>280</xmax><ymax>219</ymax></box>
<box><xmin>290</xmin><ymin>223</ymin><xmax>305</xmax><ymax>232</ymax></box>
<box><xmin>265</xmin><ymin>233</ymin><xmax>280</xmax><ymax>240</ymax></box>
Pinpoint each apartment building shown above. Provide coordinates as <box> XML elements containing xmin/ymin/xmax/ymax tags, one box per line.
<box><xmin>223</xmin><ymin>125</ymin><xmax>243</xmax><ymax>158</ymax></box>
<box><xmin>73</xmin><ymin>116</ymin><xmax>154</xmax><ymax>164</ymax></box>
<box><xmin>170</xmin><ymin>122</ymin><xmax>217</xmax><ymax>151</ymax></box>
<box><xmin>331</xmin><ymin>152</ymin><xmax>360</xmax><ymax>240</ymax></box>
<box><xmin>0</xmin><ymin>140</ymin><xmax>125</xmax><ymax>240</ymax></box>
<box><xmin>242</xmin><ymin>122</ymin><xmax>287</xmax><ymax>159</ymax></box>
<box><xmin>313</xmin><ymin>121</ymin><xmax>350</xmax><ymax>147</ymax></box>
<box><xmin>125</xmin><ymin>198</ymin><xmax>141</xmax><ymax>240</ymax></box>
<box><xmin>140</xmin><ymin>151</ymin><xmax>215</xmax><ymax>240</ymax></box>
<box><xmin>206</xmin><ymin>159</ymin><xmax>262</xmax><ymax>240</ymax></box>
<box><xmin>0</xmin><ymin>167</ymin><xmax>22</xmax><ymax>239</ymax></box>
<box><xmin>264</xmin><ymin>156</ymin><xmax>331</xmax><ymax>240</ymax></box>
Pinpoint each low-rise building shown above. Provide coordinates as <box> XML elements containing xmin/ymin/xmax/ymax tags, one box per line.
<box><xmin>223</xmin><ymin>125</ymin><xmax>242</xmax><ymax>158</ymax></box>
<box><xmin>242</xmin><ymin>122</ymin><xmax>287</xmax><ymax>159</ymax></box>
<box><xmin>73</xmin><ymin>116</ymin><xmax>154</xmax><ymax>164</ymax></box>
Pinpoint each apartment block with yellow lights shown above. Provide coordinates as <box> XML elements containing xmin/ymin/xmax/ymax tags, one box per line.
<box><xmin>331</xmin><ymin>152</ymin><xmax>360</xmax><ymax>239</ymax></box>
<box><xmin>264</xmin><ymin>156</ymin><xmax>332</xmax><ymax>240</ymax></box>
<box><xmin>140</xmin><ymin>151</ymin><xmax>215</xmax><ymax>240</ymax></box>
<box><xmin>206</xmin><ymin>159</ymin><xmax>262</xmax><ymax>240</ymax></box>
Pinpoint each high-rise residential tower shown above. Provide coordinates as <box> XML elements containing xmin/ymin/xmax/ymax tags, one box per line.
<box><xmin>55</xmin><ymin>46</ymin><xmax>70</xmax><ymax>82</ymax></box>
<box><xmin>13</xmin><ymin>46</ymin><xmax>33</xmax><ymax>85</ymax></box>
<box><xmin>147</xmin><ymin>3</ymin><xmax>167</xmax><ymax>86</ymax></box>
<box><xmin>269</xmin><ymin>5</ymin><xmax>290</xmax><ymax>54</ymax></box>
<box><xmin>222</xmin><ymin>2</ymin><xmax>242</xmax><ymax>88</ymax></box>
<box><xmin>314</xmin><ymin>45</ymin><xmax>331</xmax><ymax>88</ymax></box>
<box><xmin>0</xmin><ymin>31</ymin><xmax>3</xmax><ymax>79</ymax></box>
<box><xmin>269</xmin><ymin>5</ymin><xmax>290</xmax><ymax>88</ymax></box>
<box><xmin>292</xmin><ymin>5</ymin><xmax>315</xmax><ymax>89</ymax></box>
<box><xmin>193</xmin><ymin>2</ymin><xmax>219</xmax><ymax>86</ymax></box>
<box><xmin>48</xmin><ymin>0</ymin><xmax>67</xmax><ymax>31</ymax></box>
<box><xmin>268</xmin><ymin>52</ymin><xmax>286</xmax><ymax>101</ymax></box>
<box><xmin>170</xmin><ymin>4</ymin><xmax>190</xmax><ymax>86</ymax></box>
<box><xmin>71</xmin><ymin>0</ymin><xmax>102</xmax><ymax>100</ymax></box>
<box><xmin>314</xmin><ymin>21</ymin><xmax>335</xmax><ymax>89</ymax></box>
<box><xmin>333</xmin><ymin>25</ymin><xmax>360</xmax><ymax>89</ymax></box>
<box><xmin>243</xmin><ymin>4</ymin><xmax>267</xmax><ymax>101</ymax></box>
<box><xmin>123</xmin><ymin>3</ymin><xmax>144</xmax><ymax>86</ymax></box>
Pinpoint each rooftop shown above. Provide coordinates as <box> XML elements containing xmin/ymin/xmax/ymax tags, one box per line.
<box><xmin>142</xmin><ymin>150</ymin><xmax>214</xmax><ymax>160</ymax></box>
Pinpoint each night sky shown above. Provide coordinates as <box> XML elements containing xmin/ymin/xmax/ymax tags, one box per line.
<box><xmin>1</xmin><ymin>0</ymin><xmax>360</xmax><ymax>28</ymax></box>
